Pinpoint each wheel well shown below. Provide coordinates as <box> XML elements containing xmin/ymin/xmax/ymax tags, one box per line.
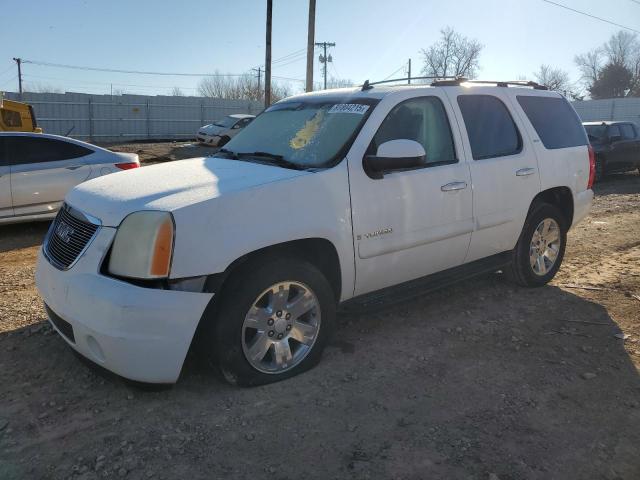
<box><xmin>530</xmin><ymin>187</ymin><xmax>574</xmax><ymax>228</ymax></box>
<box><xmin>210</xmin><ymin>238</ymin><xmax>342</xmax><ymax>302</ymax></box>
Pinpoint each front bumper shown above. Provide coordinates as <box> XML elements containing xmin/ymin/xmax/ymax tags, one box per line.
<box><xmin>35</xmin><ymin>227</ymin><xmax>213</xmax><ymax>383</ymax></box>
<box><xmin>197</xmin><ymin>134</ymin><xmax>221</xmax><ymax>145</ymax></box>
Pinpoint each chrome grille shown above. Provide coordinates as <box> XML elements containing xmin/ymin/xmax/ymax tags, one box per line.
<box><xmin>44</xmin><ymin>204</ymin><xmax>100</xmax><ymax>270</ymax></box>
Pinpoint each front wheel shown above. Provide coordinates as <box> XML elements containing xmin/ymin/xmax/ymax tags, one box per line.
<box><xmin>204</xmin><ymin>257</ymin><xmax>335</xmax><ymax>386</ymax></box>
<box><xmin>505</xmin><ymin>203</ymin><xmax>567</xmax><ymax>287</ymax></box>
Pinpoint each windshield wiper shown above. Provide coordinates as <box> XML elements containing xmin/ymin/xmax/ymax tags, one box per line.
<box><xmin>217</xmin><ymin>148</ymin><xmax>239</xmax><ymax>159</ymax></box>
<box><xmin>236</xmin><ymin>151</ymin><xmax>308</xmax><ymax>170</ymax></box>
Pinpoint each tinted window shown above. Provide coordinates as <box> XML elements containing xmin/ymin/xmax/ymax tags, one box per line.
<box><xmin>517</xmin><ymin>96</ymin><xmax>588</xmax><ymax>149</ymax></box>
<box><xmin>620</xmin><ymin>124</ymin><xmax>636</xmax><ymax>139</ymax></box>
<box><xmin>457</xmin><ymin>95</ymin><xmax>521</xmax><ymax>160</ymax></box>
<box><xmin>372</xmin><ymin>96</ymin><xmax>456</xmax><ymax>166</ymax></box>
<box><xmin>7</xmin><ymin>136</ymin><xmax>93</xmax><ymax>165</ymax></box>
<box><xmin>584</xmin><ymin>124</ymin><xmax>607</xmax><ymax>142</ymax></box>
<box><xmin>1</xmin><ymin>109</ymin><xmax>22</xmax><ymax>128</ymax></box>
<box><xmin>608</xmin><ymin>125</ymin><xmax>622</xmax><ymax>139</ymax></box>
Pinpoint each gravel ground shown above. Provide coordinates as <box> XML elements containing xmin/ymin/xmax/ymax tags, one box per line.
<box><xmin>0</xmin><ymin>161</ymin><xmax>639</xmax><ymax>480</ymax></box>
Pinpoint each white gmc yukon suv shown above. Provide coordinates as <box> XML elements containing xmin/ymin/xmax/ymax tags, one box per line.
<box><xmin>35</xmin><ymin>80</ymin><xmax>595</xmax><ymax>386</ymax></box>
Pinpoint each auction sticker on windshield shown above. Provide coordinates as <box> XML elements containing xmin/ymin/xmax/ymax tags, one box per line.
<box><xmin>328</xmin><ymin>104</ymin><xmax>370</xmax><ymax>114</ymax></box>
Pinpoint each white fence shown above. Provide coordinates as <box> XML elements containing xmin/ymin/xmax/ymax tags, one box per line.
<box><xmin>572</xmin><ymin>98</ymin><xmax>640</xmax><ymax>125</ymax></box>
<box><xmin>5</xmin><ymin>91</ymin><xmax>640</xmax><ymax>143</ymax></box>
<box><xmin>4</xmin><ymin>92</ymin><xmax>263</xmax><ymax>143</ymax></box>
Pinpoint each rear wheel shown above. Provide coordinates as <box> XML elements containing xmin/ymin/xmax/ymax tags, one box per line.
<box><xmin>202</xmin><ymin>257</ymin><xmax>335</xmax><ymax>386</ymax></box>
<box><xmin>505</xmin><ymin>203</ymin><xmax>567</xmax><ymax>287</ymax></box>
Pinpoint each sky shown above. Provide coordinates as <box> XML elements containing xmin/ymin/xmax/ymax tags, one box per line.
<box><xmin>0</xmin><ymin>0</ymin><xmax>638</xmax><ymax>97</ymax></box>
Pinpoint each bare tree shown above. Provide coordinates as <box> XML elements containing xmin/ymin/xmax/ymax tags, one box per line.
<box><xmin>316</xmin><ymin>77</ymin><xmax>354</xmax><ymax>90</ymax></box>
<box><xmin>197</xmin><ymin>72</ymin><xmax>290</xmax><ymax>102</ymax></box>
<box><xmin>24</xmin><ymin>82</ymin><xmax>62</xmax><ymax>93</ymax></box>
<box><xmin>533</xmin><ymin>65</ymin><xmax>570</xmax><ymax>91</ymax></box>
<box><xmin>170</xmin><ymin>86</ymin><xmax>185</xmax><ymax>96</ymax></box>
<box><xmin>421</xmin><ymin>27</ymin><xmax>483</xmax><ymax>79</ymax></box>
<box><xmin>575</xmin><ymin>30</ymin><xmax>640</xmax><ymax>98</ymax></box>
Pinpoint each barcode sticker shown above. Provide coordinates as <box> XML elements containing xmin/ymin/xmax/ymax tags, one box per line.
<box><xmin>328</xmin><ymin>104</ymin><xmax>369</xmax><ymax>115</ymax></box>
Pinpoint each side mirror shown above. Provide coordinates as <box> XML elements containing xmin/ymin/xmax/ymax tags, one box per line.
<box><xmin>363</xmin><ymin>139</ymin><xmax>427</xmax><ymax>179</ymax></box>
<box><xmin>232</xmin><ymin>124</ymin><xmax>241</xmax><ymax>130</ymax></box>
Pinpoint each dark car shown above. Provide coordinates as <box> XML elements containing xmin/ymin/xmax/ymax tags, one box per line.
<box><xmin>583</xmin><ymin>121</ymin><xmax>640</xmax><ymax>182</ymax></box>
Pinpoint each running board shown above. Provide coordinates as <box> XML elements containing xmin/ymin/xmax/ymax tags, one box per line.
<box><xmin>340</xmin><ymin>251</ymin><xmax>512</xmax><ymax>313</ymax></box>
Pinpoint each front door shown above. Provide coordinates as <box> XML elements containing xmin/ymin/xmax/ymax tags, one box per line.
<box><xmin>7</xmin><ymin>136</ymin><xmax>92</xmax><ymax>216</ymax></box>
<box><xmin>0</xmin><ymin>137</ymin><xmax>13</xmax><ymax>219</ymax></box>
<box><xmin>348</xmin><ymin>92</ymin><xmax>473</xmax><ymax>296</ymax></box>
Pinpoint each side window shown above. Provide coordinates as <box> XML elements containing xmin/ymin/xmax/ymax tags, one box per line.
<box><xmin>8</xmin><ymin>136</ymin><xmax>93</xmax><ymax>165</ymax></box>
<box><xmin>1</xmin><ymin>109</ymin><xmax>22</xmax><ymax>128</ymax></box>
<box><xmin>620</xmin><ymin>124</ymin><xmax>636</xmax><ymax>140</ymax></box>
<box><xmin>608</xmin><ymin>125</ymin><xmax>622</xmax><ymax>140</ymax></box>
<box><xmin>457</xmin><ymin>95</ymin><xmax>522</xmax><ymax>160</ymax></box>
<box><xmin>516</xmin><ymin>95</ymin><xmax>588</xmax><ymax>149</ymax></box>
<box><xmin>371</xmin><ymin>96</ymin><xmax>456</xmax><ymax>166</ymax></box>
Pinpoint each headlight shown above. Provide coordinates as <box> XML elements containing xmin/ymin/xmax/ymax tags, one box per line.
<box><xmin>108</xmin><ymin>211</ymin><xmax>175</xmax><ymax>279</ymax></box>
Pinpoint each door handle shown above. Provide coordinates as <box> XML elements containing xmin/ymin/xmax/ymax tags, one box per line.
<box><xmin>441</xmin><ymin>181</ymin><xmax>468</xmax><ymax>192</ymax></box>
<box><xmin>516</xmin><ymin>167</ymin><xmax>536</xmax><ymax>177</ymax></box>
<box><xmin>66</xmin><ymin>165</ymin><xmax>83</xmax><ymax>170</ymax></box>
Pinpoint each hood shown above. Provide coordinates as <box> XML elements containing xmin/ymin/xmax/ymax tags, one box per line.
<box><xmin>200</xmin><ymin>124</ymin><xmax>225</xmax><ymax>135</ymax></box>
<box><xmin>66</xmin><ymin>157</ymin><xmax>308</xmax><ymax>226</ymax></box>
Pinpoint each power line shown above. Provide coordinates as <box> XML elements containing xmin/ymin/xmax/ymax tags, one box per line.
<box><xmin>541</xmin><ymin>0</ymin><xmax>640</xmax><ymax>34</ymax></box>
<box><xmin>22</xmin><ymin>60</ymin><xmax>250</xmax><ymax>77</ymax></box>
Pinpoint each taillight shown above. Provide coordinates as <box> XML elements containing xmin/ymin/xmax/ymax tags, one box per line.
<box><xmin>115</xmin><ymin>162</ymin><xmax>139</xmax><ymax>170</ymax></box>
<box><xmin>587</xmin><ymin>145</ymin><xmax>596</xmax><ymax>189</ymax></box>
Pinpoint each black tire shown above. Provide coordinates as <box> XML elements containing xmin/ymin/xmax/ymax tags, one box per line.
<box><xmin>200</xmin><ymin>257</ymin><xmax>335</xmax><ymax>387</ymax></box>
<box><xmin>594</xmin><ymin>156</ymin><xmax>605</xmax><ymax>182</ymax></box>
<box><xmin>505</xmin><ymin>203</ymin><xmax>567</xmax><ymax>287</ymax></box>
<box><xmin>218</xmin><ymin>135</ymin><xmax>231</xmax><ymax>147</ymax></box>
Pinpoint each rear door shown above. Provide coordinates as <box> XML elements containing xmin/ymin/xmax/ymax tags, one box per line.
<box><xmin>606</xmin><ymin>124</ymin><xmax>626</xmax><ymax>171</ymax></box>
<box><xmin>446</xmin><ymin>88</ymin><xmax>541</xmax><ymax>262</ymax></box>
<box><xmin>0</xmin><ymin>137</ymin><xmax>13</xmax><ymax>219</ymax></box>
<box><xmin>619</xmin><ymin>123</ymin><xmax>638</xmax><ymax>168</ymax></box>
<box><xmin>7</xmin><ymin>136</ymin><xmax>93</xmax><ymax>216</ymax></box>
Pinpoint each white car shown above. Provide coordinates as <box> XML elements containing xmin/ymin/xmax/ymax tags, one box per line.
<box><xmin>36</xmin><ymin>80</ymin><xmax>594</xmax><ymax>385</ymax></box>
<box><xmin>0</xmin><ymin>132</ymin><xmax>139</xmax><ymax>225</ymax></box>
<box><xmin>196</xmin><ymin>114</ymin><xmax>255</xmax><ymax>146</ymax></box>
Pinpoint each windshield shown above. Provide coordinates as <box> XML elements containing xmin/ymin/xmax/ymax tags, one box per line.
<box><xmin>212</xmin><ymin>116</ymin><xmax>238</xmax><ymax>128</ymax></box>
<box><xmin>584</xmin><ymin>124</ymin><xmax>607</xmax><ymax>141</ymax></box>
<box><xmin>219</xmin><ymin>99</ymin><xmax>376</xmax><ymax>168</ymax></box>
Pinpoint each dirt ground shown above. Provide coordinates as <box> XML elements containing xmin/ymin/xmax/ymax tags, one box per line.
<box><xmin>0</xmin><ymin>157</ymin><xmax>639</xmax><ymax>479</ymax></box>
<box><xmin>104</xmin><ymin>141</ymin><xmax>218</xmax><ymax>164</ymax></box>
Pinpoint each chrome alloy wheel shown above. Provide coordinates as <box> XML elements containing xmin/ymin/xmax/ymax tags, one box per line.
<box><xmin>529</xmin><ymin>218</ymin><xmax>561</xmax><ymax>276</ymax></box>
<box><xmin>241</xmin><ymin>281</ymin><xmax>321</xmax><ymax>374</ymax></box>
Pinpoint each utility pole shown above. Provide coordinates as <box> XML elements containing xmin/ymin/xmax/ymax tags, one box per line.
<box><xmin>315</xmin><ymin>41</ymin><xmax>335</xmax><ymax>90</ymax></box>
<box><xmin>305</xmin><ymin>0</ymin><xmax>316</xmax><ymax>92</ymax></box>
<box><xmin>12</xmin><ymin>57</ymin><xmax>22</xmax><ymax>97</ymax></box>
<box><xmin>407</xmin><ymin>58</ymin><xmax>412</xmax><ymax>84</ymax></box>
<box><xmin>264</xmin><ymin>0</ymin><xmax>273</xmax><ymax>108</ymax></box>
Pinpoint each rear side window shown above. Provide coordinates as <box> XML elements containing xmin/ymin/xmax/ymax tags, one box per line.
<box><xmin>0</xmin><ymin>137</ymin><xmax>5</xmax><ymax>166</ymax></box>
<box><xmin>7</xmin><ymin>136</ymin><xmax>93</xmax><ymax>165</ymax></box>
<box><xmin>517</xmin><ymin>96</ymin><xmax>588</xmax><ymax>149</ymax></box>
<box><xmin>1</xmin><ymin>109</ymin><xmax>22</xmax><ymax>128</ymax></box>
<box><xmin>620</xmin><ymin>124</ymin><xmax>636</xmax><ymax>139</ymax></box>
<box><xmin>457</xmin><ymin>95</ymin><xmax>522</xmax><ymax>160</ymax></box>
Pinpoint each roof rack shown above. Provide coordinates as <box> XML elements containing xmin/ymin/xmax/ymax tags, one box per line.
<box><xmin>430</xmin><ymin>78</ymin><xmax>548</xmax><ymax>90</ymax></box>
<box><xmin>361</xmin><ymin>76</ymin><xmax>457</xmax><ymax>91</ymax></box>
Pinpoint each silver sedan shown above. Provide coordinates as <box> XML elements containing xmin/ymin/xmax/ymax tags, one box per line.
<box><xmin>0</xmin><ymin>132</ymin><xmax>140</xmax><ymax>225</ymax></box>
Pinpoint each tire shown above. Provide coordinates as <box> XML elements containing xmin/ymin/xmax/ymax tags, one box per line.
<box><xmin>594</xmin><ymin>156</ymin><xmax>605</xmax><ymax>182</ymax></box>
<box><xmin>201</xmin><ymin>257</ymin><xmax>336</xmax><ymax>386</ymax></box>
<box><xmin>505</xmin><ymin>203</ymin><xmax>567</xmax><ymax>287</ymax></box>
<box><xmin>218</xmin><ymin>135</ymin><xmax>231</xmax><ymax>147</ymax></box>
